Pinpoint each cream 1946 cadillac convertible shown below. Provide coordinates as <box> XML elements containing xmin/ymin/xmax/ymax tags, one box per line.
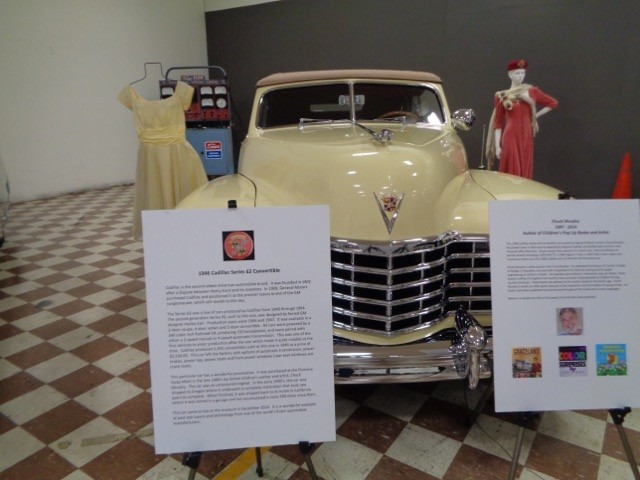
<box><xmin>177</xmin><ymin>69</ymin><xmax>568</xmax><ymax>388</ymax></box>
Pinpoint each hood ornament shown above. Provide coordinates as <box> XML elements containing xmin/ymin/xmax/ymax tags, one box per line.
<box><xmin>354</xmin><ymin>121</ymin><xmax>393</xmax><ymax>144</ymax></box>
<box><xmin>373</xmin><ymin>191</ymin><xmax>404</xmax><ymax>233</ymax></box>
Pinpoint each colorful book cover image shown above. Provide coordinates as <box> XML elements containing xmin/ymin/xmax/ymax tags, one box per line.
<box><xmin>596</xmin><ymin>344</ymin><xmax>627</xmax><ymax>376</ymax></box>
<box><xmin>512</xmin><ymin>347</ymin><xmax>542</xmax><ymax>378</ymax></box>
<box><xmin>558</xmin><ymin>346</ymin><xmax>588</xmax><ymax>377</ymax></box>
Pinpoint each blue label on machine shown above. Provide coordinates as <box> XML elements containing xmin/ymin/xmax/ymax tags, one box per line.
<box><xmin>205</xmin><ymin>141</ymin><xmax>223</xmax><ymax>159</ymax></box>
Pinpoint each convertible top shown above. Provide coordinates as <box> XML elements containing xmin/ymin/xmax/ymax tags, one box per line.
<box><xmin>256</xmin><ymin>69</ymin><xmax>442</xmax><ymax>87</ymax></box>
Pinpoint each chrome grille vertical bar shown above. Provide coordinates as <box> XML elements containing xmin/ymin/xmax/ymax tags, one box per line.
<box><xmin>419</xmin><ymin>249</ymin><xmax>425</xmax><ymax>309</ymax></box>
<box><xmin>386</xmin><ymin>252</ymin><xmax>392</xmax><ymax>331</ymax></box>
<box><xmin>349</xmin><ymin>250</ymin><xmax>355</xmax><ymax>327</ymax></box>
<box><xmin>470</xmin><ymin>241</ymin><xmax>476</xmax><ymax>310</ymax></box>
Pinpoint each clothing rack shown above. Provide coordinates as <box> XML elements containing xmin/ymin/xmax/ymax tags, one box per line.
<box><xmin>130</xmin><ymin>62</ymin><xmax>165</xmax><ymax>85</ymax></box>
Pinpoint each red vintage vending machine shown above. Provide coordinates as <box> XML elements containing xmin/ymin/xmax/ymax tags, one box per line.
<box><xmin>159</xmin><ymin>66</ymin><xmax>234</xmax><ymax>176</ymax></box>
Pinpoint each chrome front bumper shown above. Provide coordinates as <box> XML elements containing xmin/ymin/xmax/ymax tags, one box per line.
<box><xmin>333</xmin><ymin>338</ymin><xmax>493</xmax><ymax>385</ymax></box>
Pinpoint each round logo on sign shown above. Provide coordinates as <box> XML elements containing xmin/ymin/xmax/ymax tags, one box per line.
<box><xmin>223</xmin><ymin>231</ymin><xmax>254</xmax><ymax>260</ymax></box>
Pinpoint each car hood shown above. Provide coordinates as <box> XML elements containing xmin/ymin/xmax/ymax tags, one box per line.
<box><xmin>178</xmin><ymin>124</ymin><xmax>563</xmax><ymax>242</ymax></box>
<box><xmin>240</xmin><ymin>124</ymin><xmax>468</xmax><ymax>242</ymax></box>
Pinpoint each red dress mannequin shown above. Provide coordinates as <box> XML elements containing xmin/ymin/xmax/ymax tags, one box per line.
<box><xmin>487</xmin><ymin>60</ymin><xmax>558</xmax><ymax>179</ymax></box>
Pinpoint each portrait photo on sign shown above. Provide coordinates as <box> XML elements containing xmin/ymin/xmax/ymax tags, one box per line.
<box><xmin>222</xmin><ymin>230</ymin><xmax>255</xmax><ymax>261</ymax></box>
<box><xmin>556</xmin><ymin>307</ymin><xmax>583</xmax><ymax>336</ymax></box>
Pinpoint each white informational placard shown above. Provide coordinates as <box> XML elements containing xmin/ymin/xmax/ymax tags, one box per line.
<box><xmin>489</xmin><ymin>199</ymin><xmax>640</xmax><ymax>412</ymax></box>
<box><xmin>142</xmin><ymin>206</ymin><xmax>336</xmax><ymax>454</ymax></box>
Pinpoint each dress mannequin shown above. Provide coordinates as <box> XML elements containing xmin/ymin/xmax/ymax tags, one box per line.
<box><xmin>486</xmin><ymin>60</ymin><xmax>558</xmax><ymax>179</ymax></box>
<box><xmin>118</xmin><ymin>81</ymin><xmax>207</xmax><ymax>239</ymax></box>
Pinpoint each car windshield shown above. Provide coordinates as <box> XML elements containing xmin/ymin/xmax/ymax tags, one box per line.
<box><xmin>258</xmin><ymin>82</ymin><xmax>444</xmax><ymax>128</ymax></box>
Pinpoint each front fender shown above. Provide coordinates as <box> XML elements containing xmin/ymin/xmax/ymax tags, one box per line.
<box><xmin>469</xmin><ymin>170</ymin><xmax>564</xmax><ymax>200</ymax></box>
<box><xmin>434</xmin><ymin>169</ymin><xmax>563</xmax><ymax>234</ymax></box>
<box><xmin>434</xmin><ymin>171</ymin><xmax>494</xmax><ymax>234</ymax></box>
<box><xmin>176</xmin><ymin>174</ymin><xmax>256</xmax><ymax>210</ymax></box>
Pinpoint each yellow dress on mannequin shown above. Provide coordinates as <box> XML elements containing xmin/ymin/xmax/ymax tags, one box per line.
<box><xmin>118</xmin><ymin>81</ymin><xmax>207</xmax><ymax>239</ymax></box>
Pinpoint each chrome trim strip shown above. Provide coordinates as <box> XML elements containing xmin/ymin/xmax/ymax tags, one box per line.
<box><xmin>446</xmin><ymin>282</ymin><xmax>491</xmax><ymax>288</ymax></box>
<box><xmin>332</xmin><ymin>244</ymin><xmax>450</xmax><ymax>254</ymax></box>
<box><xmin>332</xmin><ymin>290</ymin><xmax>443</xmax><ymax>307</ymax></box>
<box><xmin>332</xmin><ymin>258</ymin><xmax>447</xmax><ymax>274</ymax></box>
<box><xmin>331</xmin><ymin>233</ymin><xmax>460</xmax><ymax>253</ymax></box>
<box><xmin>332</xmin><ymin>309</ymin><xmax>490</xmax><ymax>337</ymax></box>
<box><xmin>333</xmin><ymin>303</ymin><xmax>443</xmax><ymax>323</ymax></box>
<box><xmin>448</xmin><ymin>268</ymin><xmax>491</xmax><ymax>274</ymax></box>
<box><xmin>447</xmin><ymin>295</ymin><xmax>492</xmax><ymax>302</ymax></box>
<box><xmin>333</xmin><ymin>321</ymin><xmax>442</xmax><ymax>336</ymax></box>
<box><xmin>333</xmin><ymin>339</ymin><xmax>493</xmax><ymax>384</ymax></box>
<box><xmin>332</xmin><ymin>274</ymin><xmax>445</xmax><ymax>291</ymax></box>
<box><xmin>334</xmin><ymin>368</ymin><xmax>492</xmax><ymax>385</ymax></box>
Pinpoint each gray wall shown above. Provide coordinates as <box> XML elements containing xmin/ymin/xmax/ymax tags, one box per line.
<box><xmin>206</xmin><ymin>0</ymin><xmax>640</xmax><ymax>199</ymax></box>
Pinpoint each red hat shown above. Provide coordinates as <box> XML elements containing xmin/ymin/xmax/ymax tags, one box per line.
<box><xmin>507</xmin><ymin>59</ymin><xmax>528</xmax><ymax>71</ymax></box>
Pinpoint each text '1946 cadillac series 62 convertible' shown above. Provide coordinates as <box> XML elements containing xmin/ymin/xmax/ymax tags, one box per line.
<box><xmin>177</xmin><ymin>69</ymin><xmax>567</xmax><ymax>388</ymax></box>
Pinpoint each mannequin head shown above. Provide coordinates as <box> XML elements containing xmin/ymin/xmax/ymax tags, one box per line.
<box><xmin>508</xmin><ymin>68</ymin><xmax>526</xmax><ymax>86</ymax></box>
<box><xmin>507</xmin><ymin>59</ymin><xmax>528</xmax><ymax>87</ymax></box>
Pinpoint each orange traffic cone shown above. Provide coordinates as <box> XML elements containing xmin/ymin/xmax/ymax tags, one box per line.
<box><xmin>611</xmin><ymin>153</ymin><xmax>632</xmax><ymax>199</ymax></box>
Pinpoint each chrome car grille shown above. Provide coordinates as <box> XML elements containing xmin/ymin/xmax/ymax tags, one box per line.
<box><xmin>331</xmin><ymin>233</ymin><xmax>491</xmax><ymax>336</ymax></box>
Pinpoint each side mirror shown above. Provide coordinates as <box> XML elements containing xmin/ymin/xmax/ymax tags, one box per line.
<box><xmin>451</xmin><ymin>108</ymin><xmax>475</xmax><ymax>131</ymax></box>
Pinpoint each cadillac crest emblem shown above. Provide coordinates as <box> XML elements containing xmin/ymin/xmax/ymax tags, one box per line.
<box><xmin>373</xmin><ymin>191</ymin><xmax>404</xmax><ymax>233</ymax></box>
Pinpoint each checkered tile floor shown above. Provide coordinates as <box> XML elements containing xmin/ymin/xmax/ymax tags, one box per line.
<box><xmin>1</xmin><ymin>184</ymin><xmax>638</xmax><ymax>480</ymax></box>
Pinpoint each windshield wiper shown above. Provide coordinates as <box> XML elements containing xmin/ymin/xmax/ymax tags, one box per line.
<box><xmin>298</xmin><ymin>118</ymin><xmax>350</xmax><ymax>130</ymax></box>
<box><xmin>373</xmin><ymin>115</ymin><xmax>409</xmax><ymax>123</ymax></box>
<box><xmin>298</xmin><ymin>117</ymin><xmax>393</xmax><ymax>144</ymax></box>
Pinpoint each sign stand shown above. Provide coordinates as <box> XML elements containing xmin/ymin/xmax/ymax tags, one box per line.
<box><xmin>181</xmin><ymin>443</ymin><xmax>318</xmax><ymax>479</ymax></box>
<box><xmin>506</xmin><ymin>412</ymin><xmax>539</xmax><ymax>480</ymax></box>
<box><xmin>464</xmin><ymin>387</ymin><xmax>639</xmax><ymax>480</ymax></box>
<box><xmin>178</xmin><ymin>202</ymin><xmax>320</xmax><ymax>480</ymax></box>
<box><xmin>299</xmin><ymin>441</ymin><xmax>319</xmax><ymax>480</ymax></box>
<box><xmin>504</xmin><ymin>408</ymin><xmax>640</xmax><ymax>480</ymax></box>
<box><xmin>608</xmin><ymin>408</ymin><xmax>640</xmax><ymax>480</ymax></box>
<box><xmin>487</xmin><ymin>200</ymin><xmax>640</xmax><ymax>478</ymax></box>
<box><xmin>182</xmin><ymin>449</ymin><xmax>265</xmax><ymax>478</ymax></box>
<box><xmin>181</xmin><ymin>451</ymin><xmax>202</xmax><ymax>480</ymax></box>
<box><xmin>143</xmin><ymin>202</ymin><xmax>335</xmax><ymax>476</ymax></box>
<box><xmin>254</xmin><ymin>447</ymin><xmax>264</xmax><ymax>477</ymax></box>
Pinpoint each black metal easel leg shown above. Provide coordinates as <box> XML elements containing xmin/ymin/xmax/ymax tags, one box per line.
<box><xmin>299</xmin><ymin>441</ymin><xmax>318</xmax><ymax>480</ymax></box>
<box><xmin>609</xmin><ymin>408</ymin><xmax>640</xmax><ymax>480</ymax></box>
<box><xmin>508</xmin><ymin>412</ymin><xmax>538</xmax><ymax>480</ymax></box>
<box><xmin>508</xmin><ymin>424</ymin><xmax>525</xmax><ymax>480</ymax></box>
<box><xmin>255</xmin><ymin>447</ymin><xmax>264</xmax><ymax>477</ymax></box>
<box><xmin>182</xmin><ymin>451</ymin><xmax>202</xmax><ymax>480</ymax></box>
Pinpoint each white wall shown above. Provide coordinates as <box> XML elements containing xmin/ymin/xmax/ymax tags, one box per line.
<box><xmin>0</xmin><ymin>0</ymin><xmax>208</xmax><ymax>202</ymax></box>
